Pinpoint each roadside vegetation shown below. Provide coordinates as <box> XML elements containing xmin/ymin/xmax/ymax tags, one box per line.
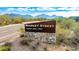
<box><xmin>56</xmin><ymin>18</ymin><xmax>79</xmax><ymax>50</ymax></box>
<box><xmin>0</xmin><ymin>15</ymin><xmax>54</xmax><ymax>26</ymax></box>
<box><xmin>0</xmin><ymin>42</ymin><xmax>12</xmax><ymax>51</ymax></box>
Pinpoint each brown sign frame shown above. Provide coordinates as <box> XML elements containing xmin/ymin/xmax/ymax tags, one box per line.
<box><xmin>25</xmin><ymin>20</ymin><xmax>56</xmax><ymax>33</ymax></box>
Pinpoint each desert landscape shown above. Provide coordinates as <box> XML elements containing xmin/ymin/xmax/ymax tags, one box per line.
<box><xmin>0</xmin><ymin>7</ymin><xmax>79</xmax><ymax>51</ymax></box>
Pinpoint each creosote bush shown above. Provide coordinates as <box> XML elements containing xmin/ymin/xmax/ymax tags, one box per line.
<box><xmin>20</xmin><ymin>34</ymin><xmax>25</xmax><ymax>37</ymax></box>
<box><xmin>28</xmin><ymin>39</ymin><xmax>33</xmax><ymax>42</ymax></box>
<box><xmin>0</xmin><ymin>42</ymin><xmax>12</xmax><ymax>51</ymax></box>
<box><xmin>31</xmin><ymin>46</ymin><xmax>37</xmax><ymax>51</ymax></box>
<box><xmin>4</xmin><ymin>42</ymin><xmax>12</xmax><ymax>47</ymax></box>
<box><xmin>36</xmin><ymin>42</ymin><xmax>40</xmax><ymax>46</ymax></box>
<box><xmin>0</xmin><ymin>46</ymin><xmax>11</xmax><ymax>51</ymax></box>
<box><xmin>20</xmin><ymin>40</ymin><xmax>29</xmax><ymax>46</ymax></box>
<box><xmin>44</xmin><ymin>47</ymin><xmax>48</xmax><ymax>51</ymax></box>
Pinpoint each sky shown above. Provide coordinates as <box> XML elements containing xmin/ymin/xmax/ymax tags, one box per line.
<box><xmin>0</xmin><ymin>7</ymin><xmax>79</xmax><ymax>17</ymax></box>
<box><xmin>0</xmin><ymin>0</ymin><xmax>79</xmax><ymax>17</ymax></box>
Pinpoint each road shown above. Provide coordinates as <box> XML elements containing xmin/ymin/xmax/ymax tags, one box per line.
<box><xmin>0</xmin><ymin>24</ymin><xmax>23</xmax><ymax>43</ymax></box>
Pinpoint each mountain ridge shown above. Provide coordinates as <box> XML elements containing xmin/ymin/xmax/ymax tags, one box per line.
<box><xmin>0</xmin><ymin>13</ymin><xmax>65</xmax><ymax>18</ymax></box>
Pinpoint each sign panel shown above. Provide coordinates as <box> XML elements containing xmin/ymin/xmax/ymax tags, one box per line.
<box><xmin>25</xmin><ymin>21</ymin><xmax>56</xmax><ymax>33</ymax></box>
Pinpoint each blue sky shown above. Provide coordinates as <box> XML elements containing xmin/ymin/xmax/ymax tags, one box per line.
<box><xmin>0</xmin><ymin>7</ymin><xmax>79</xmax><ymax>17</ymax></box>
<box><xmin>0</xmin><ymin>0</ymin><xmax>79</xmax><ymax>17</ymax></box>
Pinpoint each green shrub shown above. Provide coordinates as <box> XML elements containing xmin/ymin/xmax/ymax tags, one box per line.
<box><xmin>0</xmin><ymin>42</ymin><xmax>12</xmax><ymax>51</ymax></box>
<box><xmin>0</xmin><ymin>46</ymin><xmax>11</xmax><ymax>51</ymax></box>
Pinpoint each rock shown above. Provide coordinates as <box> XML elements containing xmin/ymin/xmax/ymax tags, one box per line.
<box><xmin>25</xmin><ymin>32</ymin><xmax>56</xmax><ymax>43</ymax></box>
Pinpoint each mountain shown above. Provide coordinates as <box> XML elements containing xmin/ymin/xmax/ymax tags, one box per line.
<box><xmin>21</xmin><ymin>15</ymin><xmax>33</xmax><ymax>18</ymax></box>
<box><xmin>5</xmin><ymin>14</ymin><xmax>33</xmax><ymax>18</ymax></box>
<box><xmin>51</xmin><ymin>15</ymin><xmax>64</xmax><ymax>18</ymax></box>
<box><xmin>3</xmin><ymin>14</ymin><xmax>64</xmax><ymax>19</ymax></box>
<box><xmin>5</xmin><ymin>14</ymin><xmax>21</xmax><ymax>18</ymax></box>
<box><xmin>35</xmin><ymin>14</ymin><xmax>51</xmax><ymax>18</ymax></box>
<box><xmin>69</xmin><ymin>16</ymin><xmax>79</xmax><ymax>21</ymax></box>
<box><xmin>35</xmin><ymin>14</ymin><xmax>64</xmax><ymax>18</ymax></box>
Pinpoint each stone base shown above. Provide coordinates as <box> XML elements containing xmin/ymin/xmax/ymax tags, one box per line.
<box><xmin>25</xmin><ymin>32</ymin><xmax>56</xmax><ymax>43</ymax></box>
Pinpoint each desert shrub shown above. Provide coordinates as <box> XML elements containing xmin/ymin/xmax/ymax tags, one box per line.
<box><xmin>36</xmin><ymin>42</ymin><xmax>40</xmax><ymax>46</ymax></box>
<box><xmin>28</xmin><ymin>39</ymin><xmax>33</xmax><ymax>42</ymax></box>
<box><xmin>0</xmin><ymin>42</ymin><xmax>12</xmax><ymax>51</ymax></box>
<box><xmin>75</xmin><ymin>39</ymin><xmax>79</xmax><ymax>43</ymax></box>
<box><xmin>56</xmin><ymin>19</ymin><xmax>78</xmax><ymax>47</ymax></box>
<box><xmin>20</xmin><ymin>40</ymin><xmax>29</xmax><ymax>46</ymax></box>
<box><xmin>0</xmin><ymin>46</ymin><xmax>11</xmax><ymax>51</ymax></box>
<box><xmin>20</xmin><ymin>27</ymin><xmax>25</xmax><ymax>33</ymax></box>
<box><xmin>44</xmin><ymin>47</ymin><xmax>48</xmax><ymax>51</ymax></box>
<box><xmin>31</xmin><ymin>46</ymin><xmax>37</xmax><ymax>51</ymax></box>
<box><xmin>19</xmin><ymin>27</ymin><xmax>26</xmax><ymax>38</ymax></box>
<box><xmin>4</xmin><ymin>42</ymin><xmax>12</xmax><ymax>47</ymax></box>
<box><xmin>19</xmin><ymin>27</ymin><xmax>25</xmax><ymax>37</ymax></box>
<box><xmin>65</xmin><ymin>49</ymin><xmax>70</xmax><ymax>51</ymax></box>
<box><xmin>20</xmin><ymin>34</ymin><xmax>25</xmax><ymax>37</ymax></box>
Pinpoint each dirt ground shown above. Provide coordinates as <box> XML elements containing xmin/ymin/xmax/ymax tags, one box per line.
<box><xmin>11</xmin><ymin>37</ymin><xmax>73</xmax><ymax>51</ymax></box>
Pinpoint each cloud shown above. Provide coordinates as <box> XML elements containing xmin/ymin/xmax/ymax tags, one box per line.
<box><xmin>36</xmin><ymin>7</ymin><xmax>55</xmax><ymax>11</ymax></box>
<box><xmin>7</xmin><ymin>8</ymin><xmax>16</xmax><ymax>11</ymax></box>
<box><xmin>0</xmin><ymin>7</ymin><xmax>79</xmax><ymax>17</ymax></box>
<box><xmin>16</xmin><ymin>8</ymin><xmax>28</xmax><ymax>11</ymax></box>
<box><xmin>57</xmin><ymin>7</ymin><xmax>79</xmax><ymax>11</ymax></box>
<box><xmin>45</xmin><ymin>11</ymin><xmax>79</xmax><ymax>17</ymax></box>
<box><xmin>30</xmin><ymin>9</ymin><xmax>79</xmax><ymax>17</ymax></box>
<box><xmin>7</xmin><ymin>8</ymin><xmax>28</xmax><ymax>12</ymax></box>
<box><xmin>67</xmin><ymin>7</ymin><xmax>79</xmax><ymax>11</ymax></box>
<box><xmin>3</xmin><ymin>7</ymin><xmax>79</xmax><ymax>13</ymax></box>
